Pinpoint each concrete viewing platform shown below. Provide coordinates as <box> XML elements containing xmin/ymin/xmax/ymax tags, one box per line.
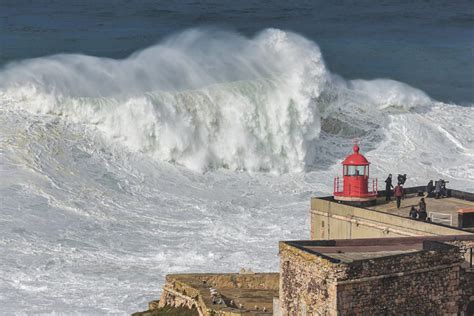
<box><xmin>368</xmin><ymin>193</ymin><xmax>474</xmax><ymax>228</ymax></box>
<box><xmin>310</xmin><ymin>186</ymin><xmax>474</xmax><ymax>240</ymax></box>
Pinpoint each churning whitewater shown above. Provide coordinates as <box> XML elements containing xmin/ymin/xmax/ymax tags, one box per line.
<box><xmin>0</xmin><ymin>29</ymin><xmax>473</xmax><ymax>314</ymax></box>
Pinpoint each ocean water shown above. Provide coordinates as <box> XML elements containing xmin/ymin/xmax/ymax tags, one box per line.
<box><xmin>0</xmin><ymin>1</ymin><xmax>473</xmax><ymax>314</ymax></box>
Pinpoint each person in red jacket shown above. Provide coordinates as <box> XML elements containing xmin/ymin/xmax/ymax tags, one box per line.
<box><xmin>394</xmin><ymin>184</ymin><xmax>404</xmax><ymax>209</ymax></box>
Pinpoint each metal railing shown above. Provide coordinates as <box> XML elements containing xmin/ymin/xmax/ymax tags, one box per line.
<box><xmin>428</xmin><ymin>212</ymin><xmax>453</xmax><ymax>226</ymax></box>
<box><xmin>333</xmin><ymin>177</ymin><xmax>378</xmax><ymax>195</ymax></box>
<box><xmin>371</xmin><ymin>178</ymin><xmax>378</xmax><ymax>195</ymax></box>
<box><xmin>334</xmin><ymin>177</ymin><xmax>342</xmax><ymax>194</ymax></box>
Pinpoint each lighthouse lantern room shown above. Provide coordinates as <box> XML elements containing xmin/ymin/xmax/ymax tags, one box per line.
<box><xmin>334</xmin><ymin>144</ymin><xmax>377</xmax><ymax>204</ymax></box>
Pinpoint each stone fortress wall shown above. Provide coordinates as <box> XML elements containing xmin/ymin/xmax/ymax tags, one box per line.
<box><xmin>279</xmin><ymin>237</ymin><xmax>474</xmax><ymax>316</ymax></box>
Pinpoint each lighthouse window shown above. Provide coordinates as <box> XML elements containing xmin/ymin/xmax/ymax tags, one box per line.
<box><xmin>346</xmin><ymin>165</ymin><xmax>366</xmax><ymax>176</ymax></box>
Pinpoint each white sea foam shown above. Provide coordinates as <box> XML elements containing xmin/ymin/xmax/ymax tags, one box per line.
<box><xmin>0</xmin><ymin>28</ymin><xmax>473</xmax><ymax>314</ymax></box>
<box><xmin>0</xmin><ymin>28</ymin><xmax>440</xmax><ymax>173</ymax></box>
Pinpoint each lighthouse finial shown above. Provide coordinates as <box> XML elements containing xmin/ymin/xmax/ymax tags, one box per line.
<box><xmin>352</xmin><ymin>138</ymin><xmax>360</xmax><ymax>153</ymax></box>
<box><xmin>353</xmin><ymin>144</ymin><xmax>360</xmax><ymax>153</ymax></box>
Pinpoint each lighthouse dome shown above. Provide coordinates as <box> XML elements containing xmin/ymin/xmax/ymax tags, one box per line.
<box><xmin>342</xmin><ymin>145</ymin><xmax>370</xmax><ymax>165</ymax></box>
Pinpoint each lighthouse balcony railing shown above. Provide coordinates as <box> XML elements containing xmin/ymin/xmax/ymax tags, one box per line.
<box><xmin>333</xmin><ymin>177</ymin><xmax>378</xmax><ymax>197</ymax></box>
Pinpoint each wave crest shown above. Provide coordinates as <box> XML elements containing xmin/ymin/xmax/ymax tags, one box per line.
<box><xmin>0</xmin><ymin>28</ymin><xmax>434</xmax><ymax>172</ymax></box>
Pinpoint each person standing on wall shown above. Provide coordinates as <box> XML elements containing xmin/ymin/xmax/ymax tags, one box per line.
<box><xmin>426</xmin><ymin>180</ymin><xmax>434</xmax><ymax>197</ymax></box>
<box><xmin>394</xmin><ymin>183</ymin><xmax>404</xmax><ymax>209</ymax></box>
<box><xmin>385</xmin><ymin>174</ymin><xmax>394</xmax><ymax>201</ymax></box>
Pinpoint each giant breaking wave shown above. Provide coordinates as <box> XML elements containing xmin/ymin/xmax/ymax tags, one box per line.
<box><xmin>0</xmin><ymin>28</ymin><xmax>436</xmax><ymax>173</ymax></box>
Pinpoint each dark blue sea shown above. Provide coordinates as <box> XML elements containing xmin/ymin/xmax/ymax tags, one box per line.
<box><xmin>1</xmin><ymin>0</ymin><xmax>473</xmax><ymax>104</ymax></box>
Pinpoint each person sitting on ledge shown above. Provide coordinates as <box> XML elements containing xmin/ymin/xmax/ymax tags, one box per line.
<box><xmin>409</xmin><ymin>206</ymin><xmax>418</xmax><ymax>219</ymax></box>
<box><xmin>418</xmin><ymin>210</ymin><xmax>428</xmax><ymax>221</ymax></box>
<box><xmin>418</xmin><ymin>197</ymin><xmax>426</xmax><ymax>212</ymax></box>
<box><xmin>418</xmin><ymin>198</ymin><xmax>428</xmax><ymax>220</ymax></box>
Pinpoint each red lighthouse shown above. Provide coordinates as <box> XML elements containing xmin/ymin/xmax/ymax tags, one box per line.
<box><xmin>334</xmin><ymin>144</ymin><xmax>378</xmax><ymax>204</ymax></box>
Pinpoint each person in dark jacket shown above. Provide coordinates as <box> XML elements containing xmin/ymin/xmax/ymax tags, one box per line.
<box><xmin>418</xmin><ymin>198</ymin><xmax>426</xmax><ymax>213</ymax></box>
<box><xmin>385</xmin><ymin>174</ymin><xmax>394</xmax><ymax>201</ymax></box>
<box><xmin>426</xmin><ymin>180</ymin><xmax>434</xmax><ymax>197</ymax></box>
<box><xmin>397</xmin><ymin>174</ymin><xmax>407</xmax><ymax>185</ymax></box>
<box><xmin>418</xmin><ymin>209</ymin><xmax>428</xmax><ymax>221</ymax></box>
<box><xmin>434</xmin><ymin>179</ymin><xmax>448</xmax><ymax>198</ymax></box>
<box><xmin>418</xmin><ymin>198</ymin><xmax>428</xmax><ymax>220</ymax></box>
<box><xmin>440</xmin><ymin>180</ymin><xmax>448</xmax><ymax>197</ymax></box>
<box><xmin>394</xmin><ymin>184</ymin><xmax>403</xmax><ymax>209</ymax></box>
<box><xmin>409</xmin><ymin>206</ymin><xmax>418</xmax><ymax>219</ymax></box>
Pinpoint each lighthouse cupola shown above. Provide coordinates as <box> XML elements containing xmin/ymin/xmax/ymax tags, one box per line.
<box><xmin>334</xmin><ymin>144</ymin><xmax>377</xmax><ymax>204</ymax></box>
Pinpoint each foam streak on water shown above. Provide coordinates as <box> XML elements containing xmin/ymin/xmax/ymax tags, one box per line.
<box><xmin>0</xmin><ymin>29</ymin><xmax>473</xmax><ymax>314</ymax></box>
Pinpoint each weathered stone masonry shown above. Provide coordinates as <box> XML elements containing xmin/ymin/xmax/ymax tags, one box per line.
<box><xmin>336</xmin><ymin>242</ymin><xmax>462</xmax><ymax>315</ymax></box>
<box><xmin>279</xmin><ymin>242</ymin><xmax>341</xmax><ymax>315</ymax></box>
<box><xmin>279</xmin><ymin>237</ymin><xmax>474</xmax><ymax>316</ymax></box>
